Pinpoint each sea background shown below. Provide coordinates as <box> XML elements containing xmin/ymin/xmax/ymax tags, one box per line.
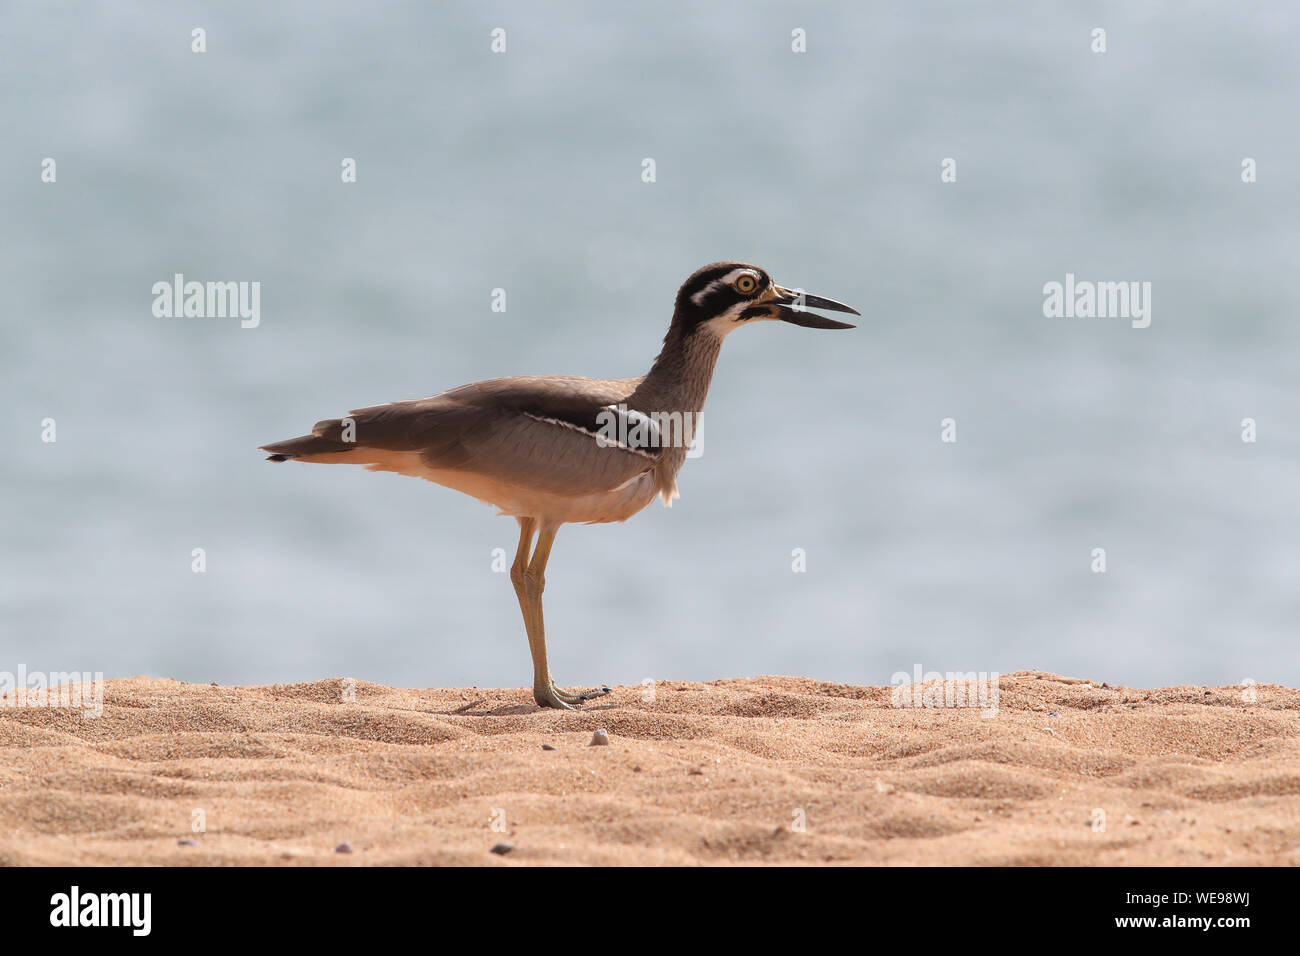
<box><xmin>3</xmin><ymin>1</ymin><xmax>1298</xmax><ymax>691</ymax></box>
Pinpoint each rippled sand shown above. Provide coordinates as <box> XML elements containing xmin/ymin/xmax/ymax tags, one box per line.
<box><xmin>1</xmin><ymin>672</ymin><xmax>1296</xmax><ymax>865</ymax></box>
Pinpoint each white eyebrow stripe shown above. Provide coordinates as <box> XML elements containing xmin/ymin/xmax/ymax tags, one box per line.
<box><xmin>690</xmin><ymin>268</ymin><xmax>755</xmax><ymax>305</ymax></box>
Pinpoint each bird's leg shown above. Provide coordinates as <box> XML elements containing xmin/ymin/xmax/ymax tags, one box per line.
<box><xmin>520</xmin><ymin>523</ymin><xmax>568</xmax><ymax>708</ymax></box>
<box><xmin>509</xmin><ymin>518</ymin><xmax>564</xmax><ymax>704</ymax></box>
<box><xmin>509</xmin><ymin>516</ymin><xmax>537</xmax><ymax>640</ymax></box>
<box><xmin>515</xmin><ymin>522</ymin><xmax>610</xmax><ymax>709</ymax></box>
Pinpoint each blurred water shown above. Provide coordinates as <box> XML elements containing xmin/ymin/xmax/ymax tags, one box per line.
<box><xmin>2</xmin><ymin>1</ymin><xmax>1298</xmax><ymax>690</ymax></box>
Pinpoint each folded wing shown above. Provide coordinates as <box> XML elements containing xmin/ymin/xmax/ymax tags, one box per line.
<box><xmin>260</xmin><ymin>375</ymin><xmax>656</xmax><ymax>498</ymax></box>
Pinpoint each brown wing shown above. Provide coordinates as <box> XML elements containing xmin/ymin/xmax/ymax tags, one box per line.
<box><xmin>262</xmin><ymin>375</ymin><xmax>657</xmax><ymax>498</ymax></box>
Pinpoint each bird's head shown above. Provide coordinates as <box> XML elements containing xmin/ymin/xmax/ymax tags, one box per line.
<box><xmin>672</xmin><ymin>261</ymin><xmax>858</xmax><ymax>339</ymax></box>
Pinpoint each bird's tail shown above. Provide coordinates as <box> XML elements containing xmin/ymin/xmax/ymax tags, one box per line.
<box><xmin>260</xmin><ymin>431</ymin><xmax>354</xmax><ymax>462</ymax></box>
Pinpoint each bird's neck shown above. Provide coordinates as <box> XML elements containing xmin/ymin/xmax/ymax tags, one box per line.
<box><xmin>634</xmin><ymin>320</ymin><xmax>724</xmax><ymax>416</ymax></box>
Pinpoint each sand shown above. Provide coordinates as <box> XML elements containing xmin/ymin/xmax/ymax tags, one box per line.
<box><xmin>0</xmin><ymin>671</ymin><xmax>1296</xmax><ymax>865</ymax></box>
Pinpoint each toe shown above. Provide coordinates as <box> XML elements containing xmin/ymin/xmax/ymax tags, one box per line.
<box><xmin>549</xmin><ymin>683</ymin><xmax>585</xmax><ymax>704</ymax></box>
<box><xmin>533</xmin><ymin>687</ymin><xmax>575</xmax><ymax>710</ymax></box>
<box><xmin>538</xmin><ymin>683</ymin><xmax>613</xmax><ymax>708</ymax></box>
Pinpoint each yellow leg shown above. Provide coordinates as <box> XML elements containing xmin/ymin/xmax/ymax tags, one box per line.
<box><xmin>509</xmin><ymin>516</ymin><xmax>536</xmax><ymax>639</ymax></box>
<box><xmin>511</xmin><ymin>519</ymin><xmax>610</xmax><ymax>709</ymax></box>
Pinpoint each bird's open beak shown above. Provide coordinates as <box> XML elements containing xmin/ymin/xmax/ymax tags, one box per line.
<box><xmin>769</xmin><ymin>286</ymin><xmax>859</xmax><ymax>329</ymax></box>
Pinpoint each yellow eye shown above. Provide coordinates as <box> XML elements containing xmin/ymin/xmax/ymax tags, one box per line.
<box><xmin>735</xmin><ymin>274</ymin><xmax>757</xmax><ymax>293</ymax></box>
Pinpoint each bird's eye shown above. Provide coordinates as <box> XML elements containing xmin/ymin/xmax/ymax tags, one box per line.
<box><xmin>735</xmin><ymin>274</ymin><xmax>757</xmax><ymax>293</ymax></box>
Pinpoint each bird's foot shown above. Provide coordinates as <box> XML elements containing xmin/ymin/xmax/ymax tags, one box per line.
<box><xmin>533</xmin><ymin>682</ymin><xmax>612</xmax><ymax>709</ymax></box>
<box><xmin>555</xmin><ymin>682</ymin><xmax>611</xmax><ymax>704</ymax></box>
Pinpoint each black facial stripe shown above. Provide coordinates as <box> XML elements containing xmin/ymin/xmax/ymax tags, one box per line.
<box><xmin>687</xmin><ymin>285</ymin><xmax>744</xmax><ymax>323</ymax></box>
<box><xmin>672</xmin><ymin>263</ymin><xmax>770</xmax><ymax>334</ymax></box>
<box><xmin>738</xmin><ymin>305</ymin><xmax>769</xmax><ymax>320</ymax></box>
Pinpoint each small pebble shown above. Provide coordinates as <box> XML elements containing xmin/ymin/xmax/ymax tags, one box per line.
<box><xmin>177</xmin><ymin>838</ymin><xmax>200</xmax><ymax>847</ymax></box>
<box><xmin>589</xmin><ymin>729</ymin><xmax>609</xmax><ymax>746</ymax></box>
<box><xmin>541</xmin><ymin>744</ymin><xmax>556</xmax><ymax>751</ymax></box>
<box><xmin>335</xmin><ymin>842</ymin><xmax>353</xmax><ymax>854</ymax></box>
<box><xmin>490</xmin><ymin>842</ymin><xmax>514</xmax><ymax>855</ymax></box>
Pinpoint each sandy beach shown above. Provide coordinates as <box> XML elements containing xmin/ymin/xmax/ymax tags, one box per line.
<box><xmin>0</xmin><ymin>671</ymin><xmax>1296</xmax><ymax>866</ymax></box>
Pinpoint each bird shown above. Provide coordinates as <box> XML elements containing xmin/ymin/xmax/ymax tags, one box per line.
<box><xmin>259</xmin><ymin>261</ymin><xmax>857</xmax><ymax>709</ymax></box>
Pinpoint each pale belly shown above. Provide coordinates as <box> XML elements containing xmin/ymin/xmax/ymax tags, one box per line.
<box><xmin>417</xmin><ymin>462</ymin><xmax>663</xmax><ymax>525</ymax></box>
<box><xmin>300</xmin><ymin>447</ymin><xmax>665</xmax><ymax>524</ymax></box>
